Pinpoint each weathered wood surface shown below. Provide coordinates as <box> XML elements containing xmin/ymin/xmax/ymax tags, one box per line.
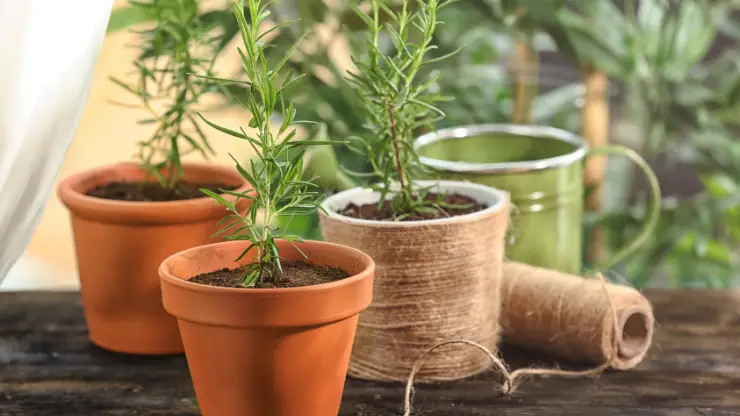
<box><xmin>1</xmin><ymin>290</ymin><xmax>739</xmax><ymax>415</ymax></box>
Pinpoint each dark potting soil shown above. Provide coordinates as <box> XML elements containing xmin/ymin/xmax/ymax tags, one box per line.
<box><xmin>188</xmin><ymin>261</ymin><xmax>350</xmax><ymax>289</ymax></box>
<box><xmin>340</xmin><ymin>193</ymin><xmax>486</xmax><ymax>221</ymax></box>
<box><xmin>85</xmin><ymin>181</ymin><xmax>237</xmax><ymax>202</ymax></box>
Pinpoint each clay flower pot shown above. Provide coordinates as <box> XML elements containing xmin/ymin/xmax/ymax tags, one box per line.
<box><xmin>58</xmin><ymin>162</ymin><xmax>251</xmax><ymax>355</ymax></box>
<box><xmin>159</xmin><ymin>239</ymin><xmax>374</xmax><ymax>416</ymax></box>
<box><xmin>319</xmin><ymin>180</ymin><xmax>511</xmax><ymax>382</ymax></box>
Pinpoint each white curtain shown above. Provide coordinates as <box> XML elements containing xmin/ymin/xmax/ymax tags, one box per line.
<box><xmin>0</xmin><ymin>1</ymin><xmax>113</xmax><ymax>285</ymax></box>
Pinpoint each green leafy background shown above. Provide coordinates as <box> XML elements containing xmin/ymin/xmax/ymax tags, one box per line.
<box><xmin>108</xmin><ymin>0</ymin><xmax>740</xmax><ymax>288</ymax></box>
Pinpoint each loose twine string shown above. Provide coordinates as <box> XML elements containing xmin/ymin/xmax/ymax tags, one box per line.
<box><xmin>319</xmin><ymin>195</ymin><xmax>511</xmax><ymax>382</ymax></box>
<box><xmin>401</xmin><ymin>271</ymin><xmax>620</xmax><ymax>416</ymax></box>
<box><xmin>402</xmin><ymin>259</ymin><xmax>658</xmax><ymax>416</ymax></box>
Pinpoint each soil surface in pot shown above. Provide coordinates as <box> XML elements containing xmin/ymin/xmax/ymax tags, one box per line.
<box><xmin>188</xmin><ymin>261</ymin><xmax>350</xmax><ymax>289</ymax></box>
<box><xmin>86</xmin><ymin>181</ymin><xmax>238</xmax><ymax>202</ymax></box>
<box><xmin>341</xmin><ymin>193</ymin><xmax>485</xmax><ymax>221</ymax></box>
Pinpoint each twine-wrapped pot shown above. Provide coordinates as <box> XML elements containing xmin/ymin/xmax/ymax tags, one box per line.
<box><xmin>319</xmin><ymin>180</ymin><xmax>510</xmax><ymax>382</ymax></box>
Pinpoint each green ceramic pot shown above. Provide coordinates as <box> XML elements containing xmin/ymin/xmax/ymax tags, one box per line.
<box><xmin>414</xmin><ymin>124</ymin><xmax>661</xmax><ymax>275</ymax></box>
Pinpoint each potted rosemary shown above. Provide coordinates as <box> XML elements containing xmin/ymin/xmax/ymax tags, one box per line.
<box><xmin>57</xmin><ymin>0</ymin><xmax>250</xmax><ymax>355</ymax></box>
<box><xmin>157</xmin><ymin>1</ymin><xmax>374</xmax><ymax>415</ymax></box>
<box><xmin>318</xmin><ymin>0</ymin><xmax>510</xmax><ymax>382</ymax></box>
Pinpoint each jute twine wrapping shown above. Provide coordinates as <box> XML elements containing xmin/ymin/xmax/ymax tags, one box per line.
<box><xmin>500</xmin><ymin>261</ymin><xmax>655</xmax><ymax>370</ymax></box>
<box><xmin>319</xmin><ymin>192</ymin><xmax>510</xmax><ymax>382</ymax></box>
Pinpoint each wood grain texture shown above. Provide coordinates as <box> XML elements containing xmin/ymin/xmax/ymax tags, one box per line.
<box><xmin>1</xmin><ymin>290</ymin><xmax>739</xmax><ymax>415</ymax></box>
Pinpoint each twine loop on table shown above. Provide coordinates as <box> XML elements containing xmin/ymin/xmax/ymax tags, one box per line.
<box><xmin>402</xmin><ymin>272</ymin><xmax>620</xmax><ymax>416</ymax></box>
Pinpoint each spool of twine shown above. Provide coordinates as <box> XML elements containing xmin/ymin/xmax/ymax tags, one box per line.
<box><xmin>401</xmin><ymin>264</ymin><xmax>655</xmax><ymax>415</ymax></box>
<box><xmin>319</xmin><ymin>192</ymin><xmax>510</xmax><ymax>382</ymax></box>
<box><xmin>500</xmin><ymin>262</ymin><xmax>655</xmax><ymax>370</ymax></box>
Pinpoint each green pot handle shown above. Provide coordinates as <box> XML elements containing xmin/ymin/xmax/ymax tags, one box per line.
<box><xmin>588</xmin><ymin>145</ymin><xmax>662</xmax><ymax>273</ymax></box>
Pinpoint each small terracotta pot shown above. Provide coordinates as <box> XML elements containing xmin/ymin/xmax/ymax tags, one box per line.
<box><xmin>58</xmin><ymin>162</ymin><xmax>251</xmax><ymax>355</ymax></box>
<box><xmin>159</xmin><ymin>239</ymin><xmax>375</xmax><ymax>416</ymax></box>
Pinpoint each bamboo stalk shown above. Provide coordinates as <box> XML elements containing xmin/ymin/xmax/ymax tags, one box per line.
<box><xmin>511</xmin><ymin>39</ymin><xmax>537</xmax><ymax>124</ymax></box>
<box><xmin>581</xmin><ymin>63</ymin><xmax>609</xmax><ymax>264</ymax></box>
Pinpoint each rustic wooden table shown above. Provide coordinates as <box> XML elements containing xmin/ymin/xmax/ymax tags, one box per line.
<box><xmin>1</xmin><ymin>290</ymin><xmax>738</xmax><ymax>415</ymax></box>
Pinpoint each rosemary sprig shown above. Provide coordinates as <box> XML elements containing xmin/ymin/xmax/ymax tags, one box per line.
<box><xmin>344</xmin><ymin>0</ymin><xmax>461</xmax><ymax>218</ymax></box>
<box><xmin>199</xmin><ymin>0</ymin><xmax>337</xmax><ymax>287</ymax></box>
<box><xmin>110</xmin><ymin>0</ymin><xmax>221</xmax><ymax>189</ymax></box>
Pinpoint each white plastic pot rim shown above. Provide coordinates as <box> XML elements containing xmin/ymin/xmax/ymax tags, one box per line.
<box><xmin>320</xmin><ymin>180</ymin><xmax>509</xmax><ymax>226</ymax></box>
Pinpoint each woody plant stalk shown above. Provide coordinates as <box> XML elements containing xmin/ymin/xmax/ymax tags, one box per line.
<box><xmin>157</xmin><ymin>1</ymin><xmax>376</xmax><ymax>414</ymax></box>
<box><xmin>318</xmin><ymin>0</ymin><xmax>511</xmax><ymax>382</ymax></box>
<box><xmin>56</xmin><ymin>0</ymin><xmax>252</xmax><ymax>356</ymax></box>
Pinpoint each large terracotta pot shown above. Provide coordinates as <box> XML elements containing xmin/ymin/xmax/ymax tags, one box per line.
<box><xmin>159</xmin><ymin>239</ymin><xmax>375</xmax><ymax>416</ymax></box>
<box><xmin>58</xmin><ymin>162</ymin><xmax>251</xmax><ymax>355</ymax></box>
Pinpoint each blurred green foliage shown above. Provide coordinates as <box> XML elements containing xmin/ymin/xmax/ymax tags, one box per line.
<box><xmin>107</xmin><ymin>0</ymin><xmax>740</xmax><ymax>288</ymax></box>
<box><xmin>572</xmin><ymin>0</ymin><xmax>740</xmax><ymax>288</ymax></box>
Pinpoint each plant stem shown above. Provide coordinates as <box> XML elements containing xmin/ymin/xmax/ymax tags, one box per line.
<box><xmin>260</xmin><ymin>203</ymin><xmax>273</xmax><ymax>284</ymax></box>
<box><xmin>387</xmin><ymin>102</ymin><xmax>409</xmax><ymax>203</ymax></box>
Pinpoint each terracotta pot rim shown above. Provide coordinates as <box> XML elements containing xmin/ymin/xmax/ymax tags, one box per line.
<box><xmin>320</xmin><ymin>180</ymin><xmax>509</xmax><ymax>227</ymax></box>
<box><xmin>58</xmin><ymin>162</ymin><xmax>252</xmax><ymax>224</ymax></box>
<box><xmin>160</xmin><ymin>239</ymin><xmax>375</xmax><ymax>328</ymax></box>
<box><xmin>159</xmin><ymin>239</ymin><xmax>375</xmax><ymax>296</ymax></box>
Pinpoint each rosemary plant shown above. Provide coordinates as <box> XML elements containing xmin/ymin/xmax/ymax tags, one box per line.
<box><xmin>199</xmin><ymin>0</ymin><xmax>335</xmax><ymax>287</ymax></box>
<box><xmin>344</xmin><ymin>0</ymin><xmax>463</xmax><ymax>219</ymax></box>
<box><xmin>110</xmin><ymin>0</ymin><xmax>221</xmax><ymax>189</ymax></box>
